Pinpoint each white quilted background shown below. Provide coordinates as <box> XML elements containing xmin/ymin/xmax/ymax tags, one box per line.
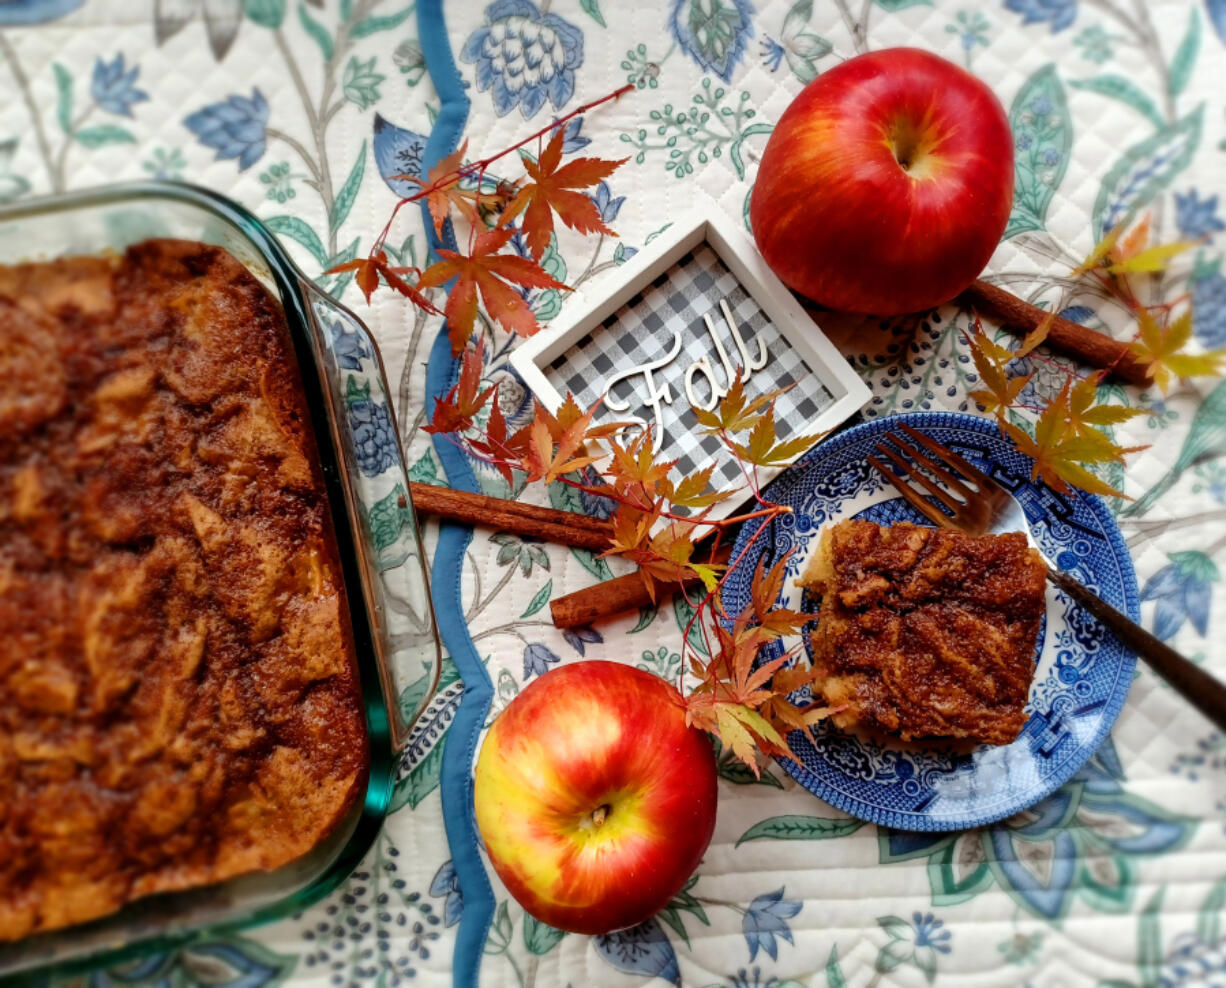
<box><xmin>2</xmin><ymin>0</ymin><xmax>1226</xmax><ymax>985</ymax></box>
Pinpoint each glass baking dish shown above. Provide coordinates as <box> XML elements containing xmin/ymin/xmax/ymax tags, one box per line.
<box><xmin>0</xmin><ymin>181</ymin><xmax>442</xmax><ymax>980</ymax></box>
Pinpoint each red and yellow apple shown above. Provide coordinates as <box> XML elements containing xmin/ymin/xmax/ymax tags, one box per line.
<box><xmin>473</xmin><ymin>660</ymin><xmax>718</xmax><ymax>935</ymax></box>
<box><xmin>750</xmin><ymin>47</ymin><xmax>1014</xmax><ymax>315</ymax></box>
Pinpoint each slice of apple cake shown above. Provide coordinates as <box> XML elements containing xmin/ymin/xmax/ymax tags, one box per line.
<box><xmin>799</xmin><ymin>519</ymin><xmax>1046</xmax><ymax>746</ymax></box>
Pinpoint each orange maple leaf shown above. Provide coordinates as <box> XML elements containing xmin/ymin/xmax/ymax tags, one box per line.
<box><xmin>425</xmin><ymin>342</ymin><xmax>494</xmax><ymax>436</ymax></box>
<box><xmin>394</xmin><ymin>140</ymin><xmax>519</xmax><ymax>237</ymax></box>
<box><xmin>498</xmin><ymin>128</ymin><xmax>628</xmax><ymax>261</ymax></box>
<box><xmin>327</xmin><ymin>251</ymin><xmax>441</xmax><ymax>312</ymax></box>
<box><xmin>416</xmin><ymin>226</ymin><xmax>569</xmax><ymax>354</ymax></box>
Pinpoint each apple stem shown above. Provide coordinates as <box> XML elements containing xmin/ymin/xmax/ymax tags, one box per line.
<box><xmin>589</xmin><ymin>804</ymin><xmax>610</xmax><ymax>829</ymax></box>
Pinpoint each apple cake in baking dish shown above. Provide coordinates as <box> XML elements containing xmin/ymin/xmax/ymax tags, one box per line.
<box><xmin>800</xmin><ymin>519</ymin><xmax>1047</xmax><ymax>746</ymax></box>
<box><xmin>0</xmin><ymin>239</ymin><xmax>368</xmax><ymax>941</ymax></box>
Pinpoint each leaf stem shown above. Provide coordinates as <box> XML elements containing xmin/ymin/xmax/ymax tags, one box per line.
<box><xmin>51</xmin><ymin>102</ymin><xmax>94</xmax><ymax>194</ymax></box>
<box><xmin>0</xmin><ymin>33</ymin><xmax>58</xmax><ymax>193</ymax></box>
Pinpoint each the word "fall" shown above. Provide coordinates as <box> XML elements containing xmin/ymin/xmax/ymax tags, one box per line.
<box><xmin>602</xmin><ymin>298</ymin><xmax>769</xmax><ymax>445</ymax></box>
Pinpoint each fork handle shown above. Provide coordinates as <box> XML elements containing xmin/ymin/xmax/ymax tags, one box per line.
<box><xmin>1046</xmin><ymin>566</ymin><xmax>1226</xmax><ymax>733</ymax></box>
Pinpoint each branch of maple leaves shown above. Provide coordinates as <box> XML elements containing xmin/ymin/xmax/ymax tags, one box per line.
<box><xmin>427</xmin><ymin>346</ymin><xmax>839</xmax><ymax>771</ymax></box>
<box><xmin>330</xmin><ymin>83</ymin><xmax>634</xmax><ymax>356</ymax></box>
<box><xmin>327</xmin><ymin>84</ymin><xmax>849</xmax><ymax>771</ymax></box>
<box><xmin>967</xmin><ymin>216</ymin><xmax>1226</xmax><ymax>497</ymax></box>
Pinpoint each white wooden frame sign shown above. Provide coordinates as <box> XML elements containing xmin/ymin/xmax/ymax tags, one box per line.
<box><xmin>510</xmin><ymin>210</ymin><xmax>871</xmax><ymax>519</ymax></box>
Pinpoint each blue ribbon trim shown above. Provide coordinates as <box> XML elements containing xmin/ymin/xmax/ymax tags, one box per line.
<box><xmin>415</xmin><ymin>4</ymin><xmax>493</xmax><ymax>987</ymax></box>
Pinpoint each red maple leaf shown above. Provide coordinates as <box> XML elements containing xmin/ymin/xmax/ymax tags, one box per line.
<box><xmin>416</xmin><ymin>226</ymin><xmax>568</xmax><ymax>354</ymax></box>
<box><xmin>498</xmin><ymin>129</ymin><xmax>628</xmax><ymax>261</ymax></box>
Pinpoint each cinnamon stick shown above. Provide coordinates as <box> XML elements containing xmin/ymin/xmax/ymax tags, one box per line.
<box><xmin>550</xmin><ymin>543</ymin><xmax>733</xmax><ymax>629</ymax></box>
<box><xmin>962</xmin><ymin>279</ymin><xmax>1153</xmax><ymax>386</ymax></box>
<box><xmin>408</xmin><ymin>482</ymin><xmax>612</xmax><ymax>552</ymax></box>
<box><xmin>408</xmin><ymin>482</ymin><xmax>722</xmax><ymax>626</ymax></box>
<box><xmin>550</xmin><ymin>571</ymin><xmax>697</xmax><ymax>629</ymax></box>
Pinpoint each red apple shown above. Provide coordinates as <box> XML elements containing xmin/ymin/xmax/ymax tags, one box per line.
<box><xmin>750</xmin><ymin>47</ymin><xmax>1014</xmax><ymax>315</ymax></box>
<box><xmin>473</xmin><ymin>660</ymin><xmax>717</xmax><ymax>935</ymax></box>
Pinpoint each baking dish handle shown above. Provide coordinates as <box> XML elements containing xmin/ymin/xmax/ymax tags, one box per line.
<box><xmin>300</xmin><ymin>280</ymin><xmax>442</xmax><ymax>754</ymax></box>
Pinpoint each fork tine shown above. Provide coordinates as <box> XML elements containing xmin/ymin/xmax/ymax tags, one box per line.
<box><xmin>896</xmin><ymin>422</ymin><xmax>997</xmax><ymax>492</ymax></box>
<box><xmin>885</xmin><ymin>433</ymin><xmax>974</xmax><ymax>501</ymax></box>
<box><xmin>867</xmin><ymin>455</ymin><xmax>956</xmax><ymax>530</ymax></box>
<box><xmin>875</xmin><ymin>443</ymin><xmax>965</xmax><ymax>516</ymax></box>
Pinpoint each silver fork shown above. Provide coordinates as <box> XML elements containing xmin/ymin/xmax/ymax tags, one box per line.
<box><xmin>868</xmin><ymin>422</ymin><xmax>1226</xmax><ymax>734</ymax></box>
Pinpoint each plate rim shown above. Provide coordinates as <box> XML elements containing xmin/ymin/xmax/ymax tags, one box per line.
<box><xmin>729</xmin><ymin>410</ymin><xmax>1140</xmax><ymax>833</ymax></box>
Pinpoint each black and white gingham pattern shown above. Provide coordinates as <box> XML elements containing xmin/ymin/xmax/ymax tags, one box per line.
<box><xmin>546</xmin><ymin>244</ymin><xmax>834</xmax><ymax>497</ymax></box>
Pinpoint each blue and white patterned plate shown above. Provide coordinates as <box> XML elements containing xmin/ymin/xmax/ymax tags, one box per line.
<box><xmin>722</xmin><ymin>411</ymin><xmax>1140</xmax><ymax>832</ymax></box>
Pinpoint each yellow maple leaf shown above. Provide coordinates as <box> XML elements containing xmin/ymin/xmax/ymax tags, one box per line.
<box><xmin>1107</xmin><ymin>240</ymin><xmax>1200</xmax><ymax>275</ymax></box>
<box><xmin>1072</xmin><ymin>224</ymin><xmax>1124</xmax><ymax>276</ymax></box>
<box><xmin>1129</xmin><ymin>309</ymin><xmax>1226</xmax><ymax>394</ymax></box>
<box><xmin>999</xmin><ymin>389</ymin><xmax>1130</xmax><ymax>499</ymax></box>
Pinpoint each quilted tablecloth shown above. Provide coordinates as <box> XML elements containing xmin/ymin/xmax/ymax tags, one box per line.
<box><xmin>5</xmin><ymin>0</ymin><xmax>1226</xmax><ymax>985</ymax></box>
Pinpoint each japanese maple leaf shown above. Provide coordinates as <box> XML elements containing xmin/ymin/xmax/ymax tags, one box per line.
<box><xmin>327</xmin><ymin>251</ymin><xmax>440</xmax><ymax>312</ymax></box>
<box><xmin>425</xmin><ymin>341</ymin><xmax>494</xmax><ymax>436</ymax></box>
<box><xmin>512</xmin><ymin>394</ymin><xmax>611</xmax><ymax>484</ymax></box>
<box><xmin>692</xmin><ymin>370</ymin><xmax>784</xmax><ymax>435</ymax></box>
<box><xmin>1064</xmin><ymin>376</ymin><xmax>1145</xmax><ymax>435</ymax></box>
<box><xmin>498</xmin><ymin>129</ymin><xmax>628</xmax><ymax>261</ymax></box>
<box><xmin>1000</xmin><ymin>382</ymin><xmax>1139</xmax><ymax>498</ymax></box>
<box><xmin>967</xmin><ymin>322</ymin><xmax>1032</xmax><ymax>417</ymax></box>
<box><xmin>397</xmin><ymin>140</ymin><xmax>519</xmax><ymax>237</ymax></box>
<box><xmin>748</xmin><ymin>553</ymin><xmax>808</xmax><ymax>637</ymax></box>
<box><xmin>1129</xmin><ymin>309</ymin><xmax>1226</xmax><ymax>394</ymax></box>
<box><xmin>606</xmin><ymin>431</ymin><xmax>676</xmax><ymax>504</ymax></box>
<box><xmin>416</xmin><ymin>226</ymin><xmax>568</xmax><ymax>354</ymax></box>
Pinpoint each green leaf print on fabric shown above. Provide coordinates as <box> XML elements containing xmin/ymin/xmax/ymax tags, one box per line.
<box><xmin>656</xmin><ymin>876</ymin><xmax>710</xmax><ymax>947</ymax></box>
<box><xmin>350</xmin><ymin>5</ymin><xmax>414</xmax><ymax>39</ymax></box>
<box><xmin>1138</xmin><ymin>888</ymin><xmax>1165</xmax><ymax>988</ymax></box>
<box><xmin>580</xmin><ymin>0</ymin><xmax>607</xmax><ymax>29</ymax></box>
<box><xmin>1123</xmin><ymin>365</ymin><xmax>1226</xmax><ymax>515</ymax></box>
<box><xmin>364</xmin><ymin>482</ymin><xmax>414</xmax><ymax>566</ymax></box>
<box><xmin>523</xmin><ymin>914</ymin><xmax>566</xmax><ymax>955</ymax></box>
<box><xmin>548</xmin><ymin>479</ymin><xmax>613</xmax><ymax>581</ymax></box>
<box><xmin>330</xmin><ymin>139</ymin><xmax>366</xmax><ymax>235</ymax></box>
<box><xmin>1170</xmin><ymin>7</ymin><xmax>1201</xmax><ymax>98</ymax></box>
<box><xmin>52</xmin><ymin>62</ymin><xmax>73</xmax><ymax>134</ymax></box>
<box><xmin>396</xmin><ymin>663</ymin><xmax>437</xmax><ymax>726</ymax></box>
<box><xmin>73</xmin><ymin>124</ymin><xmax>136</xmax><ymax>147</ymax></box>
<box><xmin>1005</xmin><ymin>63</ymin><xmax>1072</xmax><ymax>239</ymax></box>
<box><xmin>619</xmin><ymin>79</ymin><xmax>773</xmax><ymax>180</ymax></box>
<box><xmin>1094</xmin><ymin>106</ymin><xmax>1203</xmax><ymax>238</ymax></box>
<box><xmin>0</xmin><ymin>140</ymin><xmax>30</xmax><ymax>202</ymax></box>
<box><xmin>343</xmin><ymin>55</ymin><xmax>385</xmax><ymax>111</ymax></box>
<box><xmin>244</xmin><ymin>0</ymin><xmax>286</xmax><ymax>29</ymax></box>
<box><xmin>875</xmin><ymin>0</ymin><xmax>933</xmax><ymax>10</ymax></box>
<box><xmin>298</xmin><ymin>1</ymin><xmax>334</xmax><ymax>63</ymax></box>
<box><xmin>409</xmin><ymin>449</ymin><xmax>440</xmax><ymax>484</ymax></box>
<box><xmin>1197</xmin><ymin>879</ymin><xmax>1226</xmax><ymax>944</ymax></box>
<box><xmin>825</xmin><ymin>945</ymin><xmax>848</xmax><ymax>988</ymax></box>
<box><xmin>770</xmin><ymin>0</ymin><xmax>833</xmax><ymax>84</ymax></box>
<box><xmin>736</xmin><ymin>815</ymin><xmax>865</xmax><ymax>845</ymax></box>
<box><xmin>263</xmin><ymin>214</ymin><xmax>328</xmax><ymax>267</ymax></box>
<box><xmin>1070</xmin><ymin>75</ymin><xmax>1165</xmax><ymax>130</ymax></box>
<box><xmin>390</xmin><ymin>739</ymin><xmax>443</xmax><ymax>811</ymax></box>
<box><xmin>673</xmin><ymin>592</ymin><xmax>708</xmax><ymax>656</ymax></box>
<box><xmin>519</xmin><ymin>579</ymin><xmax>553</xmax><ymax>618</ymax></box>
